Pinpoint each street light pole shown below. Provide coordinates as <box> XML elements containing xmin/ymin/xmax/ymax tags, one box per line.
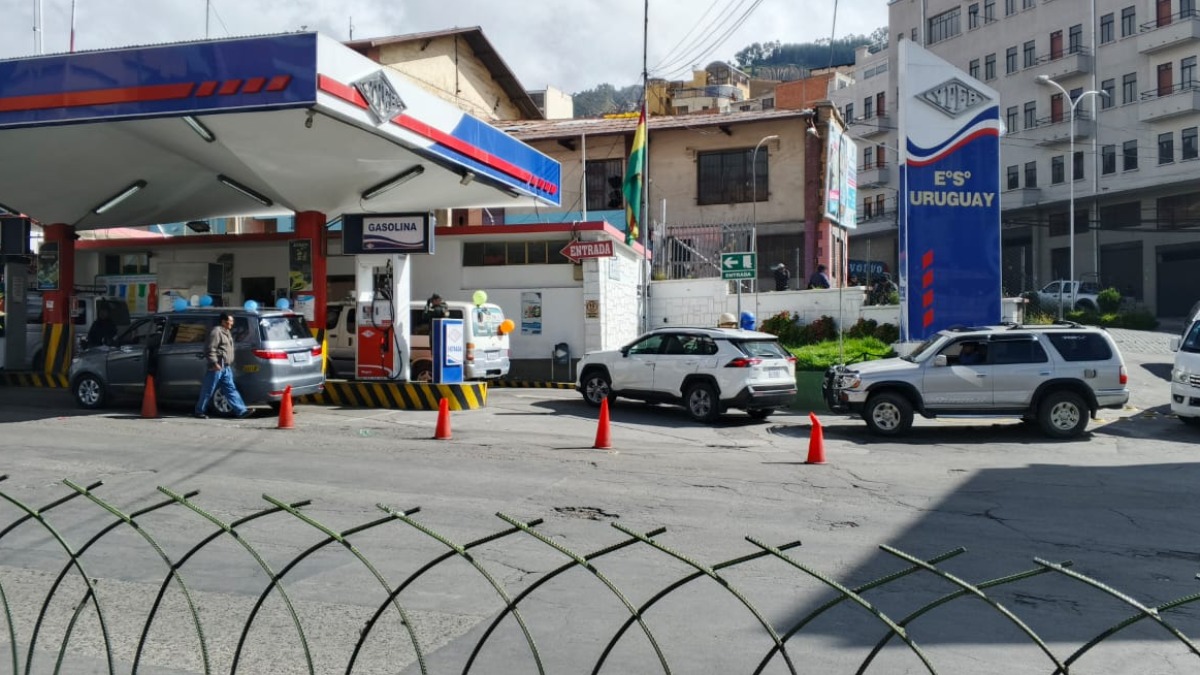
<box><xmin>1036</xmin><ymin>75</ymin><xmax>1106</xmax><ymax>320</ymax></box>
<box><xmin>750</xmin><ymin>134</ymin><xmax>779</xmax><ymax>322</ymax></box>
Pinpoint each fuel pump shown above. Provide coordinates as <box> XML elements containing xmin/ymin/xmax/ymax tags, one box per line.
<box><xmin>353</xmin><ymin>254</ymin><xmax>413</xmax><ymax>380</ymax></box>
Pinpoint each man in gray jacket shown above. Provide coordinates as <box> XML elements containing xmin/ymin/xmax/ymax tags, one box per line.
<box><xmin>194</xmin><ymin>312</ymin><xmax>251</xmax><ymax>419</ymax></box>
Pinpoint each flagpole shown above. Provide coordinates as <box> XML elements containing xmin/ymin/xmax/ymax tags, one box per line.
<box><xmin>639</xmin><ymin>0</ymin><xmax>650</xmax><ymax>334</ymax></box>
<box><xmin>69</xmin><ymin>0</ymin><xmax>76</xmax><ymax>52</ymax></box>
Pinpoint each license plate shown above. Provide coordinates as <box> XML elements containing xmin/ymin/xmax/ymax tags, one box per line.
<box><xmin>290</xmin><ymin>352</ymin><xmax>311</xmax><ymax>364</ymax></box>
<box><xmin>766</xmin><ymin>367</ymin><xmax>788</xmax><ymax>378</ymax></box>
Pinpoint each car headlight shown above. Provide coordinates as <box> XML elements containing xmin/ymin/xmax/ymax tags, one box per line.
<box><xmin>836</xmin><ymin>372</ymin><xmax>862</xmax><ymax>389</ymax></box>
<box><xmin>1175</xmin><ymin>368</ymin><xmax>1194</xmax><ymax>384</ymax></box>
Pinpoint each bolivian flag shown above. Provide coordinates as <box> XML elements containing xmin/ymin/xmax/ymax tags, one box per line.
<box><xmin>622</xmin><ymin>106</ymin><xmax>646</xmax><ymax>245</ymax></box>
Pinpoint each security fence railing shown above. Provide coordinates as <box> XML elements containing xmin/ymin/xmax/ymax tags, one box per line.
<box><xmin>2</xmin><ymin>476</ymin><xmax>1200</xmax><ymax>674</ymax></box>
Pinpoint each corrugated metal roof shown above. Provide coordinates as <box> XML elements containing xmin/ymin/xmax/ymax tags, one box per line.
<box><xmin>494</xmin><ymin>108</ymin><xmax>815</xmax><ymax>141</ymax></box>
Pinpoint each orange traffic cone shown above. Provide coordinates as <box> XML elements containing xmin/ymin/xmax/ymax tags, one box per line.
<box><xmin>593</xmin><ymin>398</ymin><xmax>612</xmax><ymax>449</ymax></box>
<box><xmin>277</xmin><ymin>385</ymin><xmax>295</xmax><ymax>429</ymax></box>
<box><xmin>806</xmin><ymin>412</ymin><xmax>826</xmax><ymax>465</ymax></box>
<box><xmin>434</xmin><ymin>397</ymin><xmax>452</xmax><ymax>440</ymax></box>
<box><xmin>141</xmin><ymin>374</ymin><xmax>159</xmax><ymax>419</ymax></box>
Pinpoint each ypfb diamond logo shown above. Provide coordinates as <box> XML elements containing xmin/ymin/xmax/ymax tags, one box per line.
<box><xmin>918</xmin><ymin>78</ymin><xmax>989</xmax><ymax>118</ymax></box>
<box><xmin>353</xmin><ymin>70</ymin><xmax>407</xmax><ymax>124</ymax></box>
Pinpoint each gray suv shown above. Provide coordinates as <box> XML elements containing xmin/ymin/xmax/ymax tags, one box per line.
<box><xmin>69</xmin><ymin>307</ymin><xmax>325</xmax><ymax>415</ymax></box>
<box><xmin>822</xmin><ymin>323</ymin><xmax>1129</xmax><ymax>438</ymax></box>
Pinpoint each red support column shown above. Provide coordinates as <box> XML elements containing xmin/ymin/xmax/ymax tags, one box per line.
<box><xmin>39</xmin><ymin>224</ymin><xmax>76</xmax><ymax>323</ymax></box>
<box><xmin>38</xmin><ymin>223</ymin><xmax>76</xmax><ymax>374</ymax></box>
<box><xmin>293</xmin><ymin>211</ymin><xmax>327</xmax><ymax>330</ymax></box>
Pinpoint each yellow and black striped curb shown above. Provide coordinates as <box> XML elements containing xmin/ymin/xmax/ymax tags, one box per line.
<box><xmin>489</xmin><ymin>380</ymin><xmax>575</xmax><ymax>389</ymax></box>
<box><xmin>299</xmin><ymin>380</ymin><xmax>487</xmax><ymax>411</ymax></box>
<box><xmin>0</xmin><ymin>372</ymin><xmax>70</xmax><ymax>388</ymax></box>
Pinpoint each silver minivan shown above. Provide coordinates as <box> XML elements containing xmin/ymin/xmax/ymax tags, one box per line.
<box><xmin>69</xmin><ymin>307</ymin><xmax>325</xmax><ymax>415</ymax></box>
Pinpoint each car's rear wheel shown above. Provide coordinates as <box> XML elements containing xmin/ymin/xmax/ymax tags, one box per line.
<box><xmin>73</xmin><ymin>374</ymin><xmax>106</xmax><ymax>409</ymax></box>
<box><xmin>581</xmin><ymin>370</ymin><xmax>614</xmax><ymax>407</ymax></box>
<box><xmin>1038</xmin><ymin>391</ymin><xmax>1088</xmax><ymax>438</ymax></box>
<box><xmin>864</xmin><ymin>392</ymin><xmax>913</xmax><ymax>436</ymax></box>
<box><xmin>747</xmin><ymin>408</ymin><xmax>774</xmax><ymax>420</ymax></box>
<box><xmin>685</xmin><ymin>382</ymin><xmax>720</xmax><ymax>423</ymax></box>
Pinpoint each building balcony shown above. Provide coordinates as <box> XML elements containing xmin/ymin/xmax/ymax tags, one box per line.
<box><xmin>849</xmin><ymin>113</ymin><xmax>891</xmax><ymax>138</ymax></box>
<box><xmin>1002</xmin><ymin>187</ymin><xmax>1042</xmax><ymax>209</ymax></box>
<box><xmin>1137</xmin><ymin>12</ymin><xmax>1200</xmax><ymax>54</ymax></box>
<box><xmin>1026</xmin><ymin>48</ymin><xmax>1092</xmax><ymax>81</ymax></box>
<box><xmin>1031</xmin><ymin>112</ymin><xmax>1095</xmax><ymax>146</ymax></box>
<box><xmin>1138</xmin><ymin>84</ymin><xmax>1200</xmax><ymax>122</ymax></box>
<box><xmin>857</xmin><ymin>162</ymin><xmax>891</xmax><ymax>187</ymax></box>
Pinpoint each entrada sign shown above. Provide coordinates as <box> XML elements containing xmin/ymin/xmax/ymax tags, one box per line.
<box><xmin>560</xmin><ymin>239</ymin><xmax>614</xmax><ymax>263</ymax></box>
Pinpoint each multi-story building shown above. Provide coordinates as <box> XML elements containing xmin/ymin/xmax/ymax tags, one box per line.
<box><xmin>830</xmin><ymin>0</ymin><xmax>1200</xmax><ymax>316</ymax></box>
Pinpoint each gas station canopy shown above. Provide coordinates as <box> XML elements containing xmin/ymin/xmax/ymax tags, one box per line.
<box><xmin>0</xmin><ymin>33</ymin><xmax>561</xmax><ymax>230</ymax></box>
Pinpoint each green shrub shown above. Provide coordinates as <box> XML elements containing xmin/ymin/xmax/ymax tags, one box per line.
<box><xmin>800</xmin><ymin>315</ymin><xmax>838</xmax><ymax>344</ymax></box>
<box><xmin>758</xmin><ymin>311</ymin><xmax>805</xmax><ymax>345</ymax></box>
<box><xmin>846</xmin><ymin>317</ymin><xmax>878</xmax><ymax>339</ymax></box>
<box><xmin>789</xmin><ymin>337</ymin><xmax>894</xmax><ymax>371</ymax></box>
<box><xmin>1113</xmin><ymin>310</ymin><xmax>1158</xmax><ymax>330</ymax></box>
<box><xmin>1062</xmin><ymin>308</ymin><xmax>1159</xmax><ymax>330</ymax></box>
<box><xmin>1097</xmin><ymin>287</ymin><xmax>1122</xmax><ymax>313</ymax></box>
<box><xmin>874</xmin><ymin>322</ymin><xmax>900</xmax><ymax>344</ymax></box>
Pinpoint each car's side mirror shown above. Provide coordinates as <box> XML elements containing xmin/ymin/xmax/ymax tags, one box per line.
<box><xmin>620</xmin><ymin>346</ymin><xmax>630</xmax><ymax>357</ymax></box>
<box><xmin>1170</xmin><ymin>336</ymin><xmax>1181</xmax><ymax>352</ymax></box>
<box><xmin>934</xmin><ymin>354</ymin><xmax>948</xmax><ymax>367</ymax></box>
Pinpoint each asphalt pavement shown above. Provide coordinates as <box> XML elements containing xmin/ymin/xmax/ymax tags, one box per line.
<box><xmin>0</xmin><ymin>326</ymin><xmax>1197</xmax><ymax>674</ymax></box>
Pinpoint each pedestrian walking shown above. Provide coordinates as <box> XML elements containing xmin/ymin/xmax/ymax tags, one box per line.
<box><xmin>194</xmin><ymin>312</ymin><xmax>251</xmax><ymax>419</ymax></box>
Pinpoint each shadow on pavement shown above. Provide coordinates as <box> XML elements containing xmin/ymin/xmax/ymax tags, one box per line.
<box><xmin>1141</xmin><ymin>362</ymin><xmax>1173</xmax><ymax>381</ymax></box>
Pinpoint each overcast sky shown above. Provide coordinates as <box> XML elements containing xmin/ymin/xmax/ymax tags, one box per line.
<box><xmin>1</xmin><ymin>0</ymin><xmax>886</xmax><ymax>94</ymax></box>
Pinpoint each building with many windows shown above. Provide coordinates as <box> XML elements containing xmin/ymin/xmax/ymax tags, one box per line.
<box><xmin>830</xmin><ymin>0</ymin><xmax>1200</xmax><ymax>315</ymax></box>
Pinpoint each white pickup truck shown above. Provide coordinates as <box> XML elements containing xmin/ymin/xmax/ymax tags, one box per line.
<box><xmin>1035</xmin><ymin>280</ymin><xmax>1102</xmax><ymax>313</ymax></box>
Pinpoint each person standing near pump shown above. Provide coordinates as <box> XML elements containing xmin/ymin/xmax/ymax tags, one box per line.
<box><xmin>424</xmin><ymin>293</ymin><xmax>449</xmax><ymax>319</ymax></box>
<box><xmin>771</xmin><ymin>263</ymin><xmax>790</xmax><ymax>291</ymax></box>
<box><xmin>807</xmin><ymin>264</ymin><xmax>832</xmax><ymax>289</ymax></box>
<box><xmin>194</xmin><ymin>312</ymin><xmax>251</xmax><ymax>419</ymax></box>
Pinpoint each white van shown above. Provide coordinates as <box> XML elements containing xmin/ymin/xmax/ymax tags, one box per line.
<box><xmin>4</xmin><ymin>291</ymin><xmax>131</xmax><ymax>370</ymax></box>
<box><xmin>1170</xmin><ymin>300</ymin><xmax>1200</xmax><ymax>427</ymax></box>
<box><xmin>325</xmin><ymin>299</ymin><xmax>511</xmax><ymax>381</ymax></box>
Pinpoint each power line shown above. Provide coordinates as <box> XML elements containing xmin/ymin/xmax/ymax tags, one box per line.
<box><xmin>654</xmin><ymin>0</ymin><xmax>765</xmax><ymax>80</ymax></box>
<box><xmin>648</xmin><ymin>0</ymin><xmax>725</xmax><ymax>73</ymax></box>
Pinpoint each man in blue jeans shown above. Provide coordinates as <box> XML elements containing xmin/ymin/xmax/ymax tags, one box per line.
<box><xmin>194</xmin><ymin>312</ymin><xmax>251</xmax><ymax>419</ymax></box>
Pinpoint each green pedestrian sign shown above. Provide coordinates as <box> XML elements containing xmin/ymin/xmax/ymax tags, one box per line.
<box><xmin>721</xmin><ymin>252</ymin><xmax>757</xmax><ymax>280</ymax></box>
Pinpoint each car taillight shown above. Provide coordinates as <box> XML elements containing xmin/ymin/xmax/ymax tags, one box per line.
<box><xmin>253</xmin><ymin>349</ymin><xmax>289</xmax><ymax>360</ymax></box>
<box><xmin>726</xmin><ymin>357</ymin><xmax>762</xmax><ymax>368</ymax></box>
<box><xmin>1119</xmin><ymin>365</ymin><xmax>1127</xmax><ymax>385</ymax></box>
<box><xmin>311</xmin><ymin>345</ymin><xmax>323</xmax><ymax>357</ymax></box>
<box><xmin>466</xmin><ymin>342</ymin><xmax>475</xmax><ymax>362</ymax></box>
<box><xmin>787</xmin><ymin>356</ymin><xmax>797</xmax><ymax>364</ymax></box>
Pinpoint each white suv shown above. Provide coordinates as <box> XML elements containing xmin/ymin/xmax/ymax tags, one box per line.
<box><xmin>823</xmin><ymin>323</ymin><xmax>1129</xmax><ymax>438</ymax></box>
<box><xmin>575</xmin><ymin>327</ymin><xmax>797</xmax><ymax>423</ymax></box>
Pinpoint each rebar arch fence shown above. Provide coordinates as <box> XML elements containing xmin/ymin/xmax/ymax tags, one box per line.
<box><xmin>1</xmin><ymin>475</ymin><xmax>1199</xmax><ymax>674</ymax></box>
